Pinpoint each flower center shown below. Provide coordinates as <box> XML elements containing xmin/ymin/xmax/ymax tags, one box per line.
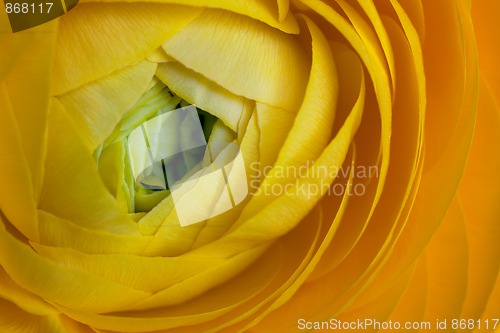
<box><xmin>127</xmin><ymin>104</ymin><xmax>210</xmax><ymax>191</ymax></box>
<box><xmin>98</xmin><ymin>79</ymin><xmax>224</xmax><ymax>214</ymax></box>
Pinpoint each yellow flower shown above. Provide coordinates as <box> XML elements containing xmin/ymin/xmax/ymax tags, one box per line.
<box><xmin>0</xmin><ymin>0</ymin><xmax>499</xmax><ymax>332</ymax></box>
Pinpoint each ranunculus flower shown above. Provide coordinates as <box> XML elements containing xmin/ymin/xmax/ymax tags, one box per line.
<box><xmin>1</xmin><ymin>0</ymin><xmax>499</xmax><ymax>332</ymax></box>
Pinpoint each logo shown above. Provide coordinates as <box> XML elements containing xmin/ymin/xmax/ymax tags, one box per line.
<box><xmin>127</xmin><ymin>105</ymin><xmax>248</xmax><ymax>226</ymax></box>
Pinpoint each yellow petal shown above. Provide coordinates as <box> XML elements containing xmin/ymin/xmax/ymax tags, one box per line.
<box><xmin>97</xmin><ymin>140</ymin><xmax>133</xmax><ymax>213</ymax></box>
<box><xmin>420</xmin><ymin>0</ymin><xmax>477</xmax><ymax>167</ymax></box>
<box><xmin>339</xmin><ymin>3</ymin><xmax>477</xmax><ymax>310</ymax></box>
<box><xmin>0</xmin><ymin>299</ymin><xmax>67</xmax><ymax>333</ymax></box>
<box><xmin>163</xmin><ymin>8</ymin><xmax>310</xmax><ymax>111</ymax></box>
<box><xmin>37</xmin><ymin>210</ymin><xmax>153</xmax><ymax>254</ymax></box>
<box><xmin>188</xmin><ymin>110</ymin><xmax>262</xmax><ymax>250</ymax></box>
<box><xmin>1</xmin><ymin>21</ymin><xmax>57</xmax><ymax>201</ymax></box>
<box><xmin>299</xmin><ymin>0</ymin><xmax>393</xmax><ymax>215</ymax></box>
<box><xmin>52</xmin><ymin>3</ymin><xmax>202</xmax><ymax>95</ymax></box>
<box><xmin>243</xmin><ymin>152</ymin><xmax>356</xmax><ymax>332</ymax></box>
<box><xmin>330</xmin><ymin>4</ymin><xmax>425</xmax><ymax>301</ymax></box>
<box><xmin>0</xmin><ymin>85</ymin><xmax>38</xmax><ymax>240</ymax></box>
<box><xmin>458</xmin><ymin>76</ymin><xmax>500</xmax><ymax>319</ymax></box>
<box><xmin>108</xmin><ymin>243</ymin><xmax>270</xmax><ymax>311</ymax></box>
<box><xmin>39</xmin><ymin>99</ymin><xmax>139</xmax><ymax>234</ymax></box>
<box><xmin>227</xmin><ymin>15</ymin><xmax>340</xmax><ymax>228</ymax></box>
<box><xmin>269</xmin><ymin>15</ymin><xmax>338</xmax><ymax>170</ymax></box>
<box><xmin>79</xmin><ymin>0</ymin><xmax>299</xmax><ymax>34</ymax></box>
<box><xmin>397</xmin><ymin>0</ymin><xmax>478</xmax><ymax>265</ymax></box>
<box><xmin>336</xmin><ymin>267</ymin><xmax>416</xmax><ymax>331</ymax></box>
<box><xmin>336</xmin><ymin>0</ymin><xmax>396</xmax><ymax>93</ymax></box>
<box><xmin>0</xmin><ymin>218</ymin><xmax>151</xmax><ymax>314</ymax></box>
<box><xmin>146</xmin><ymin>47</ymin><xmax>175</xmax><ymax>63</ymax></box>
<box><xmin>0</xmin><ymin>267</ymin><xmax>56</xmax><ymax>316</ymax></box>
<box><xmin>472</xmin><ymin>0</ymin><xmax>500</xmax><ymax>101</ymax></box>
<box><xmin>297</xmin><ymin>47</ymin><xmax>373</xmax><ymax>275</ymax></box>
<box><xmin>57</xmin><ymin>60</ymin><xmax>157</xmax><ymax>149</ymax></box>
<box><xmin>54</xmin><ymin>209</ymin><xmax>321</xmax><ymax>332</ymax></box>
<box><xmin>201</xmin><ymin>59</ymin><xmax>364</xmax><ymax>258</ymax></box>
<box><xmin>155</xmin><ymin>61</ymin><xmax>252</xmax><ymax>133</ymax></box>
<box><xmin>254</xmin><ymin>103</ymin><xmax>296</xmax><ymax>169</ymax></box>
<box><xmin>422</xmin><ymin>199</ymin><xmax>468</xmax><ymax>322</ymax></box>
<box><xmin>385</xmin><ymin>261</ymin><xmax>428</xmax><ymax>331</ymax></box>
<box><xmin>30</xmin><ymin>242</ymin><xmax>231</xmax><ymax>293</ymax></box>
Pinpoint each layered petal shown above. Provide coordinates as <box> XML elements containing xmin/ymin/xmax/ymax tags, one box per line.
<box><xmin>162</xmin><ymin>9</ymin><xmax>310</xmax><ymax>111</ymax></box>
<box><xmin>52</xmin><ymin>3</ymin><xmax>202</xmax><ymax>95</ymax></box>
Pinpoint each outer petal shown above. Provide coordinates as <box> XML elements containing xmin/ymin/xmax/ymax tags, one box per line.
<box><xmin>80</xmin><ymin>0</ymin><xmax>299</xmax><ymax>34</ymax></box>
<box><xmin>52</xmin><ymin>3</ymin><xmax>202</xmax><ymax>95</ymax></box>
<box><xmin>163</xmin><ymin>9</ymin><xmax>310</xmax><ymax>111</ymax></box>
<box><xmin>458</xmin><ymin>76</ymin><xmax>500</xmax><ymax>320</ymax></box>
<box><xmin>57</xmin><ymin>60</ymin><xmax>157</xmax><ymax>149</ymax></box>
<box><xmin>0</xmin><ymin>216</ymin><xmax>151</xmax><ymax>314</ymax></box>
<box><xmin>0</xmin><ymin>20</ymin><xmax>57</xmax><ymax>240</ymax></box>
<box><xmin>0</xmin><ymin>299</ymin><xmax>67</xmax><ymax>333</ymax></box>
<box><xmin>39</xmin><ymin>99</ymin><xmax>139</xmax><ymax>234</ymax></box>
<box><xmin>232</xmin><ymin>15</ymin><xmax>340</xmax><ymax>226</ymax></box>
<box><xmin>155</xmin><ymin>61</ymin><xmax>252</xmax><ymax>133</ymax></box>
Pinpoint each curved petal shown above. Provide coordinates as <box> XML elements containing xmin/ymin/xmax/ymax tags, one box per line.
<box><xmin>458</xmin><ymin>76</ymin><xmax>500</xmax><ymax>319</ymax></box>
<box><xmin>37</xmin><ymin>211</ymin><xmax>153</xmax><ymax>254</ymax></box>
<box><xmin>472</xmin><ymin>0</ymin><xmax>500</xmax><ymax>101</ymax></box>
<box><xmin>232</xmin><ymin>15</ymin><xmax>341</xmax><ymax>224</ymax></box>
<box><xmin>163</xmin><ymin>8</ymin><xmax>310</xmax><ymax>111</ymax></box>
<box><xmin>0</xmin><ymin>268</ymin><xmax>56</xmax><ymax>316</ymax></box>
<box><xmin>0</xmin><ymin>218</ymin><xmax>151</xmax><ymax>314</ymax></box>
<box><xmin>39</xmin><ymin>99</ymin><xmax>139</xmax><ymax>234</ymax></box>
<box><xmin>52</xmin><ymin>3</ymin><xmax>202</xmax><ymax>95</ymax></box>
<box><xmin>79</xmin><ymin>0</ymin><xmax>299</xmax><ymax>34</ymax></box>
<box><xmin>52</xmin><ymin>208</ymin><xmax>321</xmax><ymax>332</ymax></box>
<box><xmin>0</xmin><ymin>21</ymin><xmax>58</xmax><ymax>244</ymax></box>
<box><xmin>243</xmin><ymin>151</ymin><xmax>355</xmax><ymax>332</ymax></box>
<box><xmin>422</xmin><ymin>199</ymin><xmax>469</xmax><ymax>322</ymax></box>
<box><xmin>155</xmin><ymin>61</ymin><xmax>252</xmax><ymax>133</ymax></box>
<box><xmin>385</xmin><ymin>261</ymin><xmax>428</xmax><ymax>330</ymax></box>
<box><xmin>29</xmin><ymin>242</ymin><xmax>233</xmax><ymax>293</ymax></box>
<box><xmin>200</xmin><ymin>63</ymin><xmax>364</xmax><ymax>259</ymax></box>
<box><xmin>57</xmin><ymin>60</ymin><xmax>157</xmax><ymax>149</ymax></box>
<box><xmin>0</xmin><ymin>85</ymin><xmax>38</xmax><ymax>240</ymax></box>
<box><xmin>0</xmin><ymin>21</ymin><xmax>57</xmax><ymax>198</ymax></box>
<box><xmin>0</xmin><ymin>299</ymin><xmax>67</xmax><ymax>333</ymax></box>
<box><xmin>393</xmin><ymin>0</ymin><xmax>478</xmax><ymax>276</ymax></box>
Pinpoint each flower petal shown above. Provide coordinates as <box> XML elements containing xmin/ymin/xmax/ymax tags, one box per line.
<box><xmin>37</xmin><ymin>210</ymin><xmax>153</xmax><ymax>254</ymax></box>
<box><xmin>0</xmin><ymin>267</ymin><xmax>55</xmax><ymax>316</ymax></box>
<box><xmin>53</xmin><ymin>244</ymin><xmax>282</xmax><ymax>332</ymax></box>
<box><xmin>0</xmin><ymin>20</ymin><xmax>57</xmax><ymax>213</ymax></box>
<box><xmin>458</xmin><ymin>76</ymin><xmax>500</xmax><ymax>319</ymax></box>
<box><xmin>39</xmin><ymin>99</ymin><xmax>138</xmax><ymax>234</ymax></box>
<box><xmin>421</xmin><ymin>199</ymin><xmax>468</xmax><ymax>322</ymax></box>
<box><xmin>79</xmin><ymin>0</ymin><xmax>299</xmax><ymax>34</ymax></box>
<box><xmin>0</xmin><ymin>218</ymin><xmax>151</xmax><ymax>314</ymax></box>
<box><xmin>204</xmin><ymin>59</ymin><xmax>364</xmax><ymax>257</ymax></box>
<box><xmin>229</xmin><ymin>15</ymin><xmax>340</xmax><ymax>226</ymax></box>
<box><xmin>57</xmin><ymin>60</ymin><xmax>157</xmax><ymax>149</ymax></box>
<box><xmin>0</xmin><ymin>85</ymin><xmax>38</xmax><ymax>240</ymax></box>
<box><xmin>163</xmin><ymin>9</ymin><xmax>310</xmax><ymax>111</ymax></box>
<box><xmin>155</xmin><ymin>61</ymin><xmax>252</xmax><ymax>133</ymax></box>
<box><xmin>29</xmin><ymin>242</ymin><xmax>233</xmax><ymax>293</ymax></box>
<box><xmin>52</xmin><ymin>3</ymin><xmax>202</xmax><ymax>95</ymax></box>
<box><xmin>472</xmin><ymin>0</ymin><xmax>500</xmax><ymax>101</ymax></box>
<box><xmin>0</xmin><ymin>299</ymin><xmax>66</xmax><ymax>333</ymax></box>
<box><xmin>53</xmin><ymin>208</ymin><xmax>322</xmax><ymax>332</ymax></box>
